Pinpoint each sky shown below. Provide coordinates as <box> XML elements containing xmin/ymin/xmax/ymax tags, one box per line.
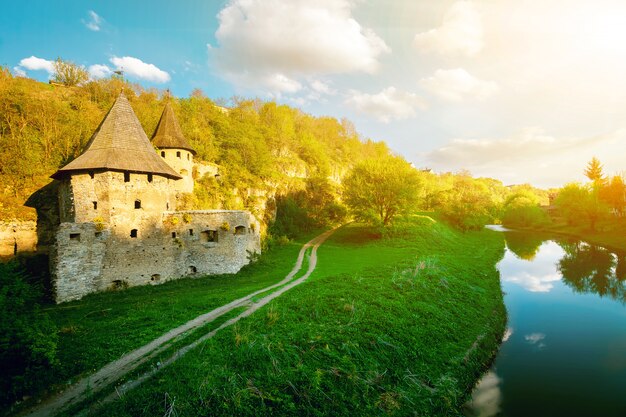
<box><xmin>2</xmin><ymin>0</ymin><xmax>626</xmax><ymax>188</ymax></box>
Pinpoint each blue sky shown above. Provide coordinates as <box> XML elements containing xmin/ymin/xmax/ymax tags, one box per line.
<box><xmin>3</xmin><ymin>0</ymin><xmax>626</xmax><ymax>187</ymax></box>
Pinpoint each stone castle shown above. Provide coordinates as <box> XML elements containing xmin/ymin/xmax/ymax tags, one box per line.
<box><xmin>28</xmin><ymin>93</ymin><xmax>261</xmax><ymax>303</ymax></box>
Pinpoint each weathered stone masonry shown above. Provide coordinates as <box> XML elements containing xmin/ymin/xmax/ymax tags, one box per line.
<box><xmin>52</xmin><ymin>210</ymin><xmax>260</xmax><ymax>303</ymax></box>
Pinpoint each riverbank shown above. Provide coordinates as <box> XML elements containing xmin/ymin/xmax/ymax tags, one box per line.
<box><xmin>505</xmin><ymin>218</ymin><xmax>626</xmax><ymax>252</ymax></box>
<box><xmin>84</xmin><ymin>215</ymin><xmax>507</xmax><ymax>416</ymax></box>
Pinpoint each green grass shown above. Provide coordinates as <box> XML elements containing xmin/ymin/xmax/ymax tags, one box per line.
<box><xmin>15</xmin><ymin>232</ymin><xmax>318</xmax><ymax>409</ymax></box>
<box><xmin>90</xmin><ymin>215</ymin><xmax>507</xmax><ymax>416</ymax></box>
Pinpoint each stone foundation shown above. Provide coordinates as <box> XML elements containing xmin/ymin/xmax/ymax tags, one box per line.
<box><xmin>0</xmin><ymin>221</ymin><xmax>37</xmax><ymax>257</ymax></box>
<box><xmin>51</xmin><ymin>210</ymin><xmax>261</xmax><ymax>303</ymax></box>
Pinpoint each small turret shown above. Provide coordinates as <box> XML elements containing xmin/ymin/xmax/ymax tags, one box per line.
<box><xmin>151</xmin><ymin>101</ymin><xmax>196</xmax><ymax>193</ymax></box>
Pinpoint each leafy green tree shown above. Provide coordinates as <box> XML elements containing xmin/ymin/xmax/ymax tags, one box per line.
<box><xmin>501</xmin><ymin>189</ymin><xmax>550</xmax><ymax>227</ymax></box>
<box><xmin>555</xmin><ymin>183</ymin><xmax>608</xmax><ymax>230</ymax></box>
<box><xmin>52</xmin><ymin>58</ymin><xmax>89</xmax><ymax>86</ymax></box>
<box><xmin>436</xmin><ymin>174</ymin><xmax>498</xmax><ymax>231</ymax></box>
<box><xmin>343</xmin><ymin>155</ymin><xmax>422</xmax><ymax>226</ymax></box>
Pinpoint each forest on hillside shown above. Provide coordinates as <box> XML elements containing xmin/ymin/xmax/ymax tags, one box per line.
<box><xmin>1</xmin><ymin>65</ymin><xmax>544</xmax><ymax>236</ymax></box>
<box><xmin>5</xmin><ymin>65</ymin><xmax>624</xmax><ymax>240</ymax></box>
<box><xmin>0</xmin><ymin>66</ymin><xmax>388</xmax><ymax>223</ymax></box>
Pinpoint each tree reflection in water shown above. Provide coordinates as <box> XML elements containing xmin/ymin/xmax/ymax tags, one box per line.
<box><xmin>503</xmin><ymin>231</ymin><xmax>548</xmax><ymax>261</ymax></box>
<box><xmin>556</xmin><ymin>239</ymin><xmax>626</xmax><ymax>303</ymax></box>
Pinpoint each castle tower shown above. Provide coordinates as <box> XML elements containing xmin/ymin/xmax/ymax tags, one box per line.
<box><xmin>43</xmin><ymin>92</ymin><xmax>260</xmax><ymax>304</ymax></box>
<box><xmin>151</xmin><ymin>101</ymin><xmax>196</xmax><ymax>194</ymax></box>
<box><xmin>51</xmin><ymin>92</ymin><xmax>182</xmax><ymax>226</ymax></box>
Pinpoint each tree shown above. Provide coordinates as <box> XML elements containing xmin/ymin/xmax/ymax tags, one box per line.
<box><xmin>436</xmin><ymin>175</ymin><xmax>497</xmax><ymax>231</ymax></box>
<box><xmin>501</xmin><ymin>189</ymin><xmax>550</xmax><ymax>227</ymax></box>
<box><xmin>584</xmin><ymin>157</ymin><xmax>606</xmax><ymax>185</ymax></box>
<box><xmin>52</xmin><ymin>58</ymin><xmax>89</xmax><ymax>86</ymax></box>
<box><xmin>554</xmin><ymin>183</ymin><xmax>608</xmax><ymax>230</ymax></box>
<box><xmin>342</xmin><ymin>155</ymin><xmax>422</xmax><ymax>226</ymax></box>
<box><xmin>600</xmin><ymin>175</ymin><xmax>626</xmax><ymax>216</ymax></box>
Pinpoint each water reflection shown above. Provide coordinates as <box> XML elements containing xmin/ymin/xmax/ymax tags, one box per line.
<box><xmin>524</xmin><ymin>333</ymin><xmax>546</xmax><ymax>350</ymax></box>
<box><xmin>557</xmin><ymin>241</ymin><xmax>626</xmax><ymax>303</ymax></box>
<box><xmin>499</xmin><ymin>238</ymin><xmax>562</xmax><ymax>292</ymax></box>
<box><xmin>503</xmin><ymin>232</ymin><xmax>548</xmax><ymax>261</ymax></box>
<box><xmin>501</xmin><ymin>231</ymin><xmax>626</xmax><ymax>303</ymax></box>
<box><xmin>464</xmin><ymin>371</ymin><xmax>502</xmax><ymax>417</ymax></box>
<box><xmin>466</xmin><ymin>230</ymin><xmax>626</xmax><ymax>417</ymax></box>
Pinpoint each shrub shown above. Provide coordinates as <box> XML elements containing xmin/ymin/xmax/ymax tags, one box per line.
<box><xmin>220</xmin><ymin>221</ymin><xmax>230</xmax><ymax>231</ymax></box>
<box><xmin>502</xmin><ymin>205</ymin><xmax>551</xmax><ymax>228</ymax></box>
<box><xmin>182</xmin><ymin>213</ymin><xmax>192</xmax><ymax>223</ymax></box>
<box><xmin>0</xmin><ymin>262</ymin><xmax>58</xmax><ymax>408</ymax></box>
<box><xmin>93</xmin><ymin>216</ymin><xmax>105</xmax><ymax>231</ymax></box>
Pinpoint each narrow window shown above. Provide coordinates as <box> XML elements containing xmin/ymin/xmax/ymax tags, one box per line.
<box><xmin>70</xmin><ymin>233</ymin><xmax>81</xmax><ymax>241</ymax></box>
<box><xmin>187</xmin><ymin>153</ymin><xmax>190</xmax><ymax>160</ymax></box>
<box><xmin>176</xmin><ymin>151</ymin><xmax>181</xmax><ymax>158</ymax></box>
<box><xmin>166</xmin><ymin>202</ymin><xmax>170</xmax><ymax>210</ymax></box>
<box><xmin>234</xmin><ymin>225</ymin><xmax>246</xmax><ymax>235</ymax></box>
<box><xmin>130</xmin><ymin>229</ymin><xmax>138</xmax><ymax>238</ymax></box>
<box><xmin>93</xmin><ymin>201</ymin><xmax>98</xmax><ymax>210</ymax></box>
<box><xmin>148</xmin><ymin>174</ymin><xmax>153</xmax><ymax>183</ymax></box>
<box><xmin>200</xmin><ymin>230</ymin><xmax>218</xmax><ymax>243</ymax></box>
<box><xmin>89</xmin><ymin>171</ymin><xmax>95</xmax><ymax>179</ymax></box>
<box><xmin>189</xmin><ymin>229</ymin><xmax>194</xmax><ymax>236</ymax></box>
<box><xmin>135</xmin><ymin>199</ymin><xmax>141</xmax><ymax>209</ymax></box>
<box><xmin>172</xmin><ymin>232</ymin><xmax>177</xmax><ymax>238</ymax></box>
<box><xmin>124</xmin><ymin>172</ymin><xmax>130</xmax><ymax>182</ymax></box>
<box><xmin>161</xmin><ymin>151</ymin><xmax>165</xmax><ymax>158</ymax></box>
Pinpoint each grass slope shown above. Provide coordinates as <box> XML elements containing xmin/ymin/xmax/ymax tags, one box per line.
<box><xmin>90</xmin><ymin>215</ymin><xmax>506</xmax><ymax>416</ymax></box>
<box><xmin>16</xmin><ymin>233</ymin><xmax>314</xmax><ymax>409</ymax></box>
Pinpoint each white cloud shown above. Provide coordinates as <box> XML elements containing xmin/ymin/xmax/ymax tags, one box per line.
<box><xmin>346</xmin><ymin>87</ymin><xmax>426</xmax><ymax>123</ymax></box>
<box><xmin>423</xmin><ymin>128</ymin><xmax>626</xmax><ymax>187</ymax></box>
<box><xmin>263</xmin><ymin>73</ymin><xmax>302</xmax><ymax>94</ymax></box>
<box><xmin>310</xmin><ymin>80</ymin><xmax>336</xmax><ymax>96</ymax></box>
<box><xmin>88</xmin><ymin>64</ymin><xmax>112</xmax><ymax>79</ymax></box>
<box><xmin>84</xmin><ymin>10</ymin><xmax>103</xmax><ymax>32</ymax></box>
<box><xmin>420</xmin><ymin>68</ymin><xmax>498</xmax><ymax>102</ymax></box>
<box><xmin>211</xmin><ymin>0</ymin><xmax>390</xmax><ymax>93</ymax></box>
<box><xmin>17</xmin><ymin>56</ymin><xmax>55</xmax><ymax>75</ymax></box>
<box><xmin>12</xmin><ymin>67</ymin><xmax>27</xmax><ymax>77</ymax></box>
<box><xmin>414</xmin><ymin>1</ymin><xmax>483</xmax><ymax>56</ymax></box>
<box><xmin>109</xmin><ymin>56</ymin><xmax>170</xmax><ymax>83</ymax></box>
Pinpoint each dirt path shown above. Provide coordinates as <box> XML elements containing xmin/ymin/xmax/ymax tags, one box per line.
<box><xmin>21</xmin><ymin>227</ymin><xmax>338</xmax><ymax>417</ymax></box>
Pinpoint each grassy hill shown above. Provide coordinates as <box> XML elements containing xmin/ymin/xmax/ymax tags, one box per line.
<box><xmin>5</xmin><ymin>215</ymin><xmax>507</xmax><ymax>416</ymax></box>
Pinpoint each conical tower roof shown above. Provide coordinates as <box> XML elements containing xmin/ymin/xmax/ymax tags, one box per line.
<box><xmin>52</xmin><ymin>93</ymin><xmax>182</xmax><ymax>180</ymax></box>
<box><xmin>151</xmin><ymin>101</ymin><xmax>196</xmax><ymax>154</ymax></box>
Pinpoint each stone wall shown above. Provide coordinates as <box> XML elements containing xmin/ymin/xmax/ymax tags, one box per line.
<box><xmin>159</xmin><ymin>149</ymin><xmax>195</xmax><ymax>193</ymax></box>
<box><xmin>0</xmin><ymin>221</ymin><xmax>37</xmax><ymax>257</ymax></box>
<box><xmin>60</xmin><ymin>171</ymin><xmax>178</xmax><ymax>226</ymax></box>
<box><xmin>51</xmin><ymin>209</ymin><xmax>261</xmax><ymax>303</ymax></box>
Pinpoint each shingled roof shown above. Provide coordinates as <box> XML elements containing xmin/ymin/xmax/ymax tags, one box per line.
<box><xmin>52</xmin><ymin>93</ymin><xmax>182</xmax><ymax>180</ymax></box>
<box><xmin>151</xmin><ymin>102</ymin><xmax>196</xmax><ymax>154</ymax></box>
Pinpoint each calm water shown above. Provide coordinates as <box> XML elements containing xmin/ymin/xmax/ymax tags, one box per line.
<box><xmin>465</xmin><ymin>230</ymin><xmax>626</xmax><ymax>417</ymax></box>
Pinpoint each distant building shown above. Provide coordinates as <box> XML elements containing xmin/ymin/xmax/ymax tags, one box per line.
<box><xmin>28</xmin><ymin>93</ymin><xmax>260</xmax><ymax>303</ymax></box>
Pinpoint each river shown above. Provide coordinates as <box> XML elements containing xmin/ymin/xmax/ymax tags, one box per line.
<box><xmin>464</xmin><ymin>228</ymin><xmax>626</xmax><ymax>417</ymax></box>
